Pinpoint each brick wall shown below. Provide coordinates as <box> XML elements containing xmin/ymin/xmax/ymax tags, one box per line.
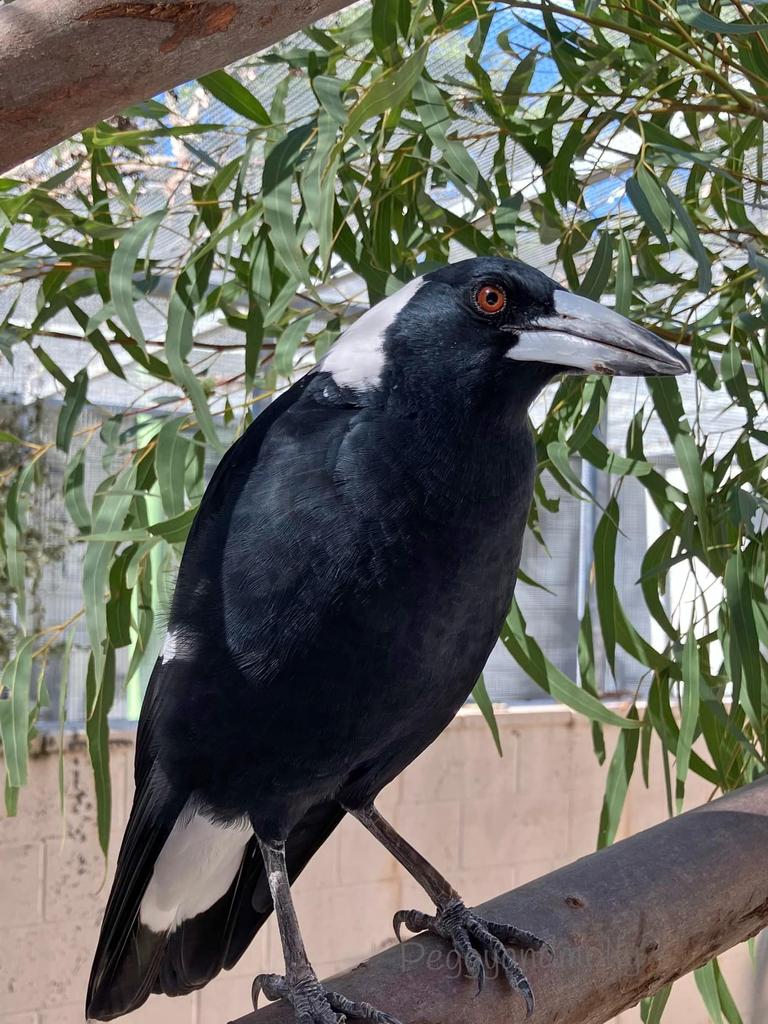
<box><xmin>0</xmin><ymin>706</ymin><xmax>758</xmax><ymax>1024</ymax></box>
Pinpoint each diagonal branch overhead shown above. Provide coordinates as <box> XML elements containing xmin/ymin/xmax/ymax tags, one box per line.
<box><xmin>235</xmin><ymin>779</ymin><xmax>768</xmax><ymax>1024</ymax></box>
<box><xmin>0</xmin><ymin>0</ymin><xmax>357</xmax><ymax>174</ymax></box>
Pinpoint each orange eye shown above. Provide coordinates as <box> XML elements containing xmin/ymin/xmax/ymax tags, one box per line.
<box><xmin>474</xmin><ymin>284</ymin><xmax>507</xmax><ymax>315</ymax></box>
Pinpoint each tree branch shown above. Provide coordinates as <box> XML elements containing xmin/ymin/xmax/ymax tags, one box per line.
<box><xmin>235</xmin><ymin>778</ymin><xmax>768</xmax><ymax>1024</ymax></box>
<box><xmin>0</xmin><ymin>0</ymin><xmax>356</xmax><ymax>174</ymax></box>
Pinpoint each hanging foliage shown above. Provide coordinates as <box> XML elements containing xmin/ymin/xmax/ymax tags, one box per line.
<box><xmin>1</xmin><ymin>0</ymin><xmax>767</xmax><ymax>1013</ymax></box>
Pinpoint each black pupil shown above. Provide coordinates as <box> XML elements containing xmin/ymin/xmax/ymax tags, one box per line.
<box><xmin>485</xmin><ymin>289</ymin><xmax>499</xmax><ymax>306</ymax></box>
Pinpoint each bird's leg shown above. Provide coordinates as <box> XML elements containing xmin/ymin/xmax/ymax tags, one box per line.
<box><xmin>253</xmin><ymin>837</ymin><xmax>401</xmax><ymax>1024</ymax></box>
<box><xmin>351</xmin><ymin>804</ymin><xmax>551</xmax><ymax>1017</ymax></box>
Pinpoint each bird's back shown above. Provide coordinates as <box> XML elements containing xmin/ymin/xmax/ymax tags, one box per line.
<box><xmin>153</xmin><ymin>369</ymin><xmax>535</xmax><ymax>828</ymax></box>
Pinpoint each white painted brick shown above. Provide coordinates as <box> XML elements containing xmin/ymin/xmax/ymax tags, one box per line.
<box><xmin>393</xmin><ymin>800</ymin><xmax>461</xmax><ymax>876</ymax></box>
<box><xmin>0</xmin><ymin>842</ymin><xmax>43</xmax><ymax>925</ymax></box>
<box><xmin>293</xmin><ymin>880</ymin><xmax>400</xmax><ymax>965</ymax></box>
<box><xmin>460</xmin><ymin>791</ymin><xmax>570</xmax><ymax>869</ymax></box>
<box><xmin>337</xmin><ymin>815</ymin><xmax>397</xmax><ymax>886</ymax></box>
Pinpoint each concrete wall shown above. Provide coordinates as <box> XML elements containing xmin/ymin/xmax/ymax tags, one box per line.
<box><xmin>0</xmin><ymin>706</ymin><xmax>757</xmax><ymax>1024</ymax></box>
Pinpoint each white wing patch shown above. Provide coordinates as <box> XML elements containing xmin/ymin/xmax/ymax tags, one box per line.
<box><xmin>321</xmin><ymin>276</ymin><xmax>427</xmax><ymax>391</ymax></box>
<box><xmin>139</xmin><ymin>808</ymin><xmax>253</xmax><ymax>932</ymax></box>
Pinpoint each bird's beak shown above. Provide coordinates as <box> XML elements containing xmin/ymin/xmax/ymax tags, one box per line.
<box><xmin>503</xmin><ymin>290</ymin><xmax>691</xmax><ymax>376</ymax></box>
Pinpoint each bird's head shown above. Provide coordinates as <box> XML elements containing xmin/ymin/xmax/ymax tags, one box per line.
<box><xmin>320</xmin><ymin>256</ymin><xmax>690</xmax><ymax>412</ymax></box>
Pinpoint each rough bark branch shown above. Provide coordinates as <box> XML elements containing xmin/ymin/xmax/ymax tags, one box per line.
<box><xmin>235</xmin><ymin>778</ymin><xmax>768</xmax><ymax>1024</ymax></box>
<box><xmin>0</xmin><ymin>0</ymin><xmax>356</xmax><ymax>174</ymax></box>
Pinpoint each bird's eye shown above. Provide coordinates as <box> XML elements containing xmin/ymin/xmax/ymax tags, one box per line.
<box><xmin>474</xmin><ymin>284</ymin><xmax>507</xmax><ymax>315</ymax></box>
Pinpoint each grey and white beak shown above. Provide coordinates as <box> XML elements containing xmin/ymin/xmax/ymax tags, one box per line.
<box><xmin>504</xmin><ymin>290</ymin><xmax>691</xmax><ymax>377</ymax></box>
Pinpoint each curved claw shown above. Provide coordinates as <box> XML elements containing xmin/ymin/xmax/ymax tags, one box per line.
<box><xmin>392</xmin><ymin>908</ymin><xmax>434</xmax><ymax>943</ymax></box>
<box><xmin>252</xmin><ymin>972</ymin><xmax>288</xmax><ymax>1010</ymax></box>
<box><xmin>518</xmin><ymin>976</ymin><xmax>535</xmax><ymax>1019</ymax></box>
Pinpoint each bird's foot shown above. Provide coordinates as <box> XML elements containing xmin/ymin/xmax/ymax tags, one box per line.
<box><xmin>252</xmin><ymin>973</ymin><xmax>402</xmax><ymax>1024</ymax></box>
<box><xmin>393</xmin><ymin>898</ymin><xmax>551</xmax><ymax>1017</ymax></box>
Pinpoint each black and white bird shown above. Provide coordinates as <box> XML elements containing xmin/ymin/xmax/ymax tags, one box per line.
<box><xmin>86</xmin><ymin>257</ymin><xmax>690</xmax><ymax>1024</ymax></box>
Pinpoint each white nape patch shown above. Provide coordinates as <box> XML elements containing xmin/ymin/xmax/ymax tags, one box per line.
<box><xmin>160</xmin><ymin>630</ymin><xmax>177</xmax><ymax>664</ymax></box>
<box><xmin>140</xmin><ymin>808</ymin><xmax>253</xmax><ymax>933</ymax></box>
<box><xmin>321</xmin><ymin>276</ymin><xmax>427</xmax><ymax>391</ymax></box>
<box><xmin>160</xmin><ymin>627</ymin><xmax>196</xmax><ymax>665</ymax></box>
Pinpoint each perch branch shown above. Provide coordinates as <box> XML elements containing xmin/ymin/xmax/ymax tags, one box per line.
<box><xmin>0</xmin><ymin>0</ymin><xmax>356</xmax><ymax>173</ymax></box>
<box><xmin>235</xmin><ymin>777</ymin><xmax>768</xmax><ymax>1024</ymax></box>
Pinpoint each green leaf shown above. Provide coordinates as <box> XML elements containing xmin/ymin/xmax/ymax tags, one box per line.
<box><xmin>83</xmin><ymin>465</ymin><xmax>136</xmax><ymax>681</ymax></box>
<box><xmin>641</xmin><ymin>985</ymin><xmax>672</xmax><ymax>1024</ymax></box>
<box><xmin>371</xmin><ymin>0</ymin><xmax>400</xmax><ymax>61</ymax></box>
<box><xmin>0</xmin><ymin>636</ymin><xmax>36</xmax><ymax>799</ymax></box>
<box><xmin>472</xmin><ymin>675</ymin><xmax>503</xmax><ymax>757</ymax></box>
<box><xmin>578</xmin><ymin>605</ymin><xmax>606</xmax><ymax>765</ymax></box>
<box><xmin>4</xmin><ymin>461</ymin><xmax>35</xmax><ymax>629</ymax></box>
<box><xmin>680</xmin><ymin>0</ymin><xmax>768</xmax><ymax>34</ymax></box>
<box><xmin>148</xmin><ymin>506</ymin><xmax>198</xmax><ymax>545</ymax></box>
<box><xmin>109</xmin><ymin>207</ymin><xmax>165</xmax><ymax>347</ymax></box>
<box><xmin>502</xmin><ymin>601</ymin><xmax>639</xmax><ymax>730</ymax></box>
<box><xmin>0</xmin><ymin>429</ymin><xmax>28</xmax><ymax>445</ymax></box>
<box><xmin>579</xmin><ymin>230</ymin><xmax>613</xmax><ymax>300</ymax></box>
<box><xmin>166</xmin><ymin>260</ymin><xmax>225</xmax><ymax>454</ymax></box>
<box><xmin>550</xmin><ymin>122</ymin><xmax>583</xmax><ymax>206</ymax></box>
<box><xmin>713</xmin><ymin>959</ymin><xmax>744</xmax><ymax>1024</ymax></box>
<box><xmin>676</xmin><ymin>629</ymin><xmax>700</xmax><ymax>811</ymax></box>
<box><xmin>199</xmin><ymin>70</ymin><xmax>271</xmax><ymax>124</ymax></box>
<box><xmin>262</xmin><ymin>125</ymin><xmax>313</xmax><ymax>285</ymax></box>
<box><xmin>312</xmin><ymin>76</ymin><xmax>349</xmax><ymax>125</ymax></box>
<box><xmin>647</xmin><ymin>377</ymin><xmax>708</xmax><ymax>537</ymax></box>
<box><xmin>725</xmin><ymin>549</ymin><xmax>763</xmax><ymax>733</ymax></box>
<box><xmin>301</xmin><ymin>111</ymin><xmax>340</xmax><ymax>271</ymax></box>
<box><xmin>413</xmin><ymin>77</ymin><xmax>493</xmax><ymax>204</ymax></box>
<box><xmin>57</xmin><ymin>629</ymin><xmax>76</xmax><ymax>814</ymax></box>
<box><xmin>663</xmin><ymin>185</ymin><xmax>712</xmax><ymax>293</ymax></box>
<box><xmin>275</xmin><ymin>314</ymin><xmax>313</xmax><ymax>376</ymax></box>
<box><xmin>695</xmin><ymin>960</ymin><xmax>724</xmax><ymax>1024</ymax></box>
<box><xmin>64</xmin><ymin>446</ymin><xmax>91</xmax><ymax>533</ymax></box>
<box><xmin>107</xmin><ymin>548</ymin><xmax>134</xmax><ymax>649</ymax></box>
<box><xmin>56</xmin><ymin>369</ymin><xmax>88</xmax><ymax>452</ymax></box>
<box><xmin>597</xmin><ymin>704</ymin><xmax>640</xmax><ymax>847</ymax></box>
<box><xmin>501</xmin><ymin>51</ymin><xmax>537</xmax><ymax>110</ymax></box>
<box><xmin>85</xmin><ymin>647</ymin><xmax>115</xmax><ymax>857</ymax></box>
<box><xmin>593</xmin><ymin>498</ymin><xmax>619</xmax><ymax>673</ymax></box>
<box><xmin>626</xmin><ymin>171</ymin><xmax>669</xmax><ymax>244</ymax></box>
<box><xmin>344</xmin><ymin>45</ymin><xmax>427</xmax><ymax>140</ymax></box>
<box><xmin>155</xmin><ymin>417</ymin><xmax>189</xmax><ymax>518</ymax></box>
<box><xmin>615</xmin><ymin>233</ymin><xmax>633</xmax><ymax>317</ymax></box>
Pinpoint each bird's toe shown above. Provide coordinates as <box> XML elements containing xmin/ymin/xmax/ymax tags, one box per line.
<box><xmin>483</xmin><ymin>917</ymin><xmax>552</xmax><ymax>956</ymax></box>
<box><xmin>326</xmin><ymin>990</ymin><xmax>403</xmax><ymax>1024</ymax></box>
<box><xmin>464</xmin><ymin>915</ymin><xmax>535</xmax><ymax>1016</ymax></box>
<box><xmin>253</xmin><ymin>972</ymin><xmax>399</xmax><ymax>1024</ymax></box>
<box><xmin>252</xmin><ymin>972</ymin><xmax>290</xmax><ymax>1007</ymax></box>
<box><xmin>391</xmin><ymin>898</ymin><xmax>547</xmax><ymax>1018</ymax></box>
<box><xmin>392</xmin><ymin>907</ymin><xmax>437</xmax><ymax>942</ymax></box>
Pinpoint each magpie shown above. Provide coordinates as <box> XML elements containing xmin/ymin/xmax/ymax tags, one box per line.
<box><xmin>86</xmin><ymin>257</ymin><xmax>690</xmax><ymax>1024</ymax></box>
